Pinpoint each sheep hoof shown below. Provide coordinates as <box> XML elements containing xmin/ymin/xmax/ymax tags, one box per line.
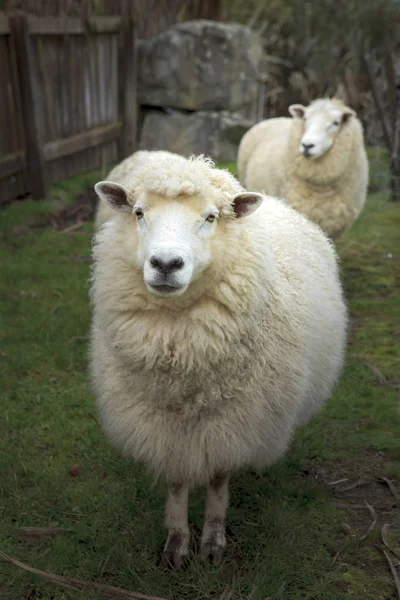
<box><xmin>162</xmin><ymin>531</ymin><xmax>189</xmax><ymax>571</ymax></box>
<box><xmin>200</xmin><ymin>539</ymin><xmax>225</xmax><ymax>567</ymax></box>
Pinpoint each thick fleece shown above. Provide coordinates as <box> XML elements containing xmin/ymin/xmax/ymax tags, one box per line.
<box><xmin>90</xmin><ymin>154</ymin><xmax>347</xmax><ymax>487</ymax></box>
<box><xmin>238</xmin><ymin>99</ymin><xmax>369</xmax><ymax>238</ymax></box>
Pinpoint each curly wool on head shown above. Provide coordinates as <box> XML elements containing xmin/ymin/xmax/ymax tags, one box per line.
<box><xmin>127</xmin><ymin>154</ymin><xmax>244</xmax><ymax>212</ymax></box>
<box><xmin>93</xmin><ymin>151</ymin><xmax>206</xmax><ymax>228</ymax></box>
<box><xmin>237</xmin><ymin>97</ymin><xmax>369</xmax><ymax>239</ymax></box>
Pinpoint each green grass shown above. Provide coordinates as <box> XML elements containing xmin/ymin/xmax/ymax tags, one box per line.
<box><xmin>0</xmin><ymin>168</ymin><xmax>399</xmax><ymax>600</ymax></box>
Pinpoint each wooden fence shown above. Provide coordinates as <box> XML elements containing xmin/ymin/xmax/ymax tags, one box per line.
<box><xmin>0</xmin><ymin>13</ymin><xmax>137</xmax><ymax>203</ymax></box>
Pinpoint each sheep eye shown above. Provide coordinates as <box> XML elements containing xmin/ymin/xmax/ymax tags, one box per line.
<box><xmin>135</xmin><ymin>209</ymin><xmax>144</xmax><ymax>220</ymax></box>
<box><xmin>205</xmin><ymin>214</ymin><xmax>216</xmax><ymax>223</ymax></box>
<box><xmin>333</xmin><ymin>120</ymin><xmax>340</xmax><ymax>126</ymax></box>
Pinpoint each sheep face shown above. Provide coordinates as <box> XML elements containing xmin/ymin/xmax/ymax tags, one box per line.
<box><xmin>136</xmin><ymin>192</ymin><xmax>221</xmax><ymax>298</ymax></box>
<box><xmin>289</xmin><ymin>100</ymin><xmax>355</xmax><ymax>159</ymax></box>
<box><xmin>94</xmin><ymin>181</ymin><xmax>263</xmax><ymax>299</ymax></box>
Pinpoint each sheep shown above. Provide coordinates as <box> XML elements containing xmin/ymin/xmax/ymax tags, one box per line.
<box><xmin>94</xmin><ymin>150</ymin><xmax>181</xmax><ymax>229</ymax></box>
<box><xmin>90</xmin><ymin>153</ymin><xmax>347</xmax><ymax>569</ymax></box>
<box><xmin>237</xmin><ymin>98</ymin><xmax>369</xmax><ymax>239</ymax></box>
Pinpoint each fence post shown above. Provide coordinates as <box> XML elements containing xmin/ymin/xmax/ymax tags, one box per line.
<box><xmin>119</xmin><ymin>9</ymin><xmax>138</xmax><ymax>159</ymax></box>
<box><xmin>10</xmin><ymin>13</ymin><xmax>47</xmax><ymax>200</ymax></box>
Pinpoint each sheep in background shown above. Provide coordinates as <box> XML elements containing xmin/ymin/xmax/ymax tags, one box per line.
<box><xmin>90</xmin><ymin>153</ymin><xmax>347</xmax><ymax>569</ymax></box>
<box><xmin>238</xmin><ymin>98</ymin><xmax>369</xmax><ymax>239</ymax></box>
<box><xmin>94</xmin><ymin>150</ymin><xmax>181</xmax><ymax>229</ymax></box>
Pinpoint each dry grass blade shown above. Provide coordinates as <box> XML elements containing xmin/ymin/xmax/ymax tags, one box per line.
<box><xmin>360</xmin><ymin>501</ymin><xmax>378</xmax><ymax>541</ymax></box>
<box><xmin>330</xmin><ymin>549</ymin><xmax>342</xmax><ymax>567</ymax></box>
<box><xmin>18</xmin><ymin>527</ymin><xmax>68</xmax><ymax>537</ymax></box>
<box><xmin>378</xmin><ymin>477</ymin><xmax>400</xmax><ymax>505</ymax></box>
<box><xmin>58</xmin><ymin>221</ymin><xmax>84</xmax><ymax>234</ymax></box>
<box><xmin>381</xmin><ymin>524</ymin><xmax>400</xmax><ymax>560</ymax></box>
<box><xmin>382</xmin><ymin>549</ymin><xmax>400</xmax><ymax>599</ymax></box>
<box><xmin>219</xmin><ymin>585</ymin><xmax>233</xmax><ymax>600</ymax></box>
<box><xmin>0</xmin><ymin>551</ymin><xmax>168</xmax><ymax>600</ymax></box>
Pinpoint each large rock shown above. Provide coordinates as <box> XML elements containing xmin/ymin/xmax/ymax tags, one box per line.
<box><xmin>139</xmin><ymin>109</ymin><xmax>252</xmax><ymax>162</ymax></box>
<box><xmin>138</xmin><ymin>20</ymin><xmax>262</xmax><ymax>116</ymax></box>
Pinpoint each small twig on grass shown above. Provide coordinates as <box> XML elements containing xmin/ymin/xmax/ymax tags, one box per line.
<box><xmin>350</xmin><ymin>355</ymin><xmax>400</xmax><ymax>390</ymax></box>
<box><xmin>381</xmin><ymin>524</ymin><xmax>400</xmax><ymax>560</ymax></box>
<box><xmin>18</xmin><ymin>527</ymin><xmax>68</xmax><ymax>538</ymax></box>
<box><xmin>334</xmin><ymin>479</ymin><xmax>367</xmax><ymax>493</ymax></box>
<box><xmin>359</xmin><ymin>501</ymin><xmax>377</xmax><ymax>541</ymax></box>
<box><xmin>0</xmin><ymin>551</ymin><xmax>168</xmax><ymax>600</ymax></box>
<box><xmin>381</xmin><ymin>548</ymin><xmax>400</xmax><ymax>599</ymax></box>
<box><xmin>328</xmin><ymin>477</ymin><xmax>349</xmax><ymax>486</ymax></box>
<box><xmin>378</xmin><ymin>477</ymin><xmax>400</xmax><ymax>506</ymax></box>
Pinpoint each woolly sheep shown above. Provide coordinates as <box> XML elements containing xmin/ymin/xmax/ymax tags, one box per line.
<box><xmin>90</xmin><ymin>153</ymin><xmax>347</xmax><ymax>569</ymax></box>
<box><xmin>94</xmin><ymin>150</ymin><xmax>181</xmax><ymax>229</ymax></box>
<box><xmin>238</xmin><ymin>98</ymin><xmax>369</xmax><ymax>238</ymax></box>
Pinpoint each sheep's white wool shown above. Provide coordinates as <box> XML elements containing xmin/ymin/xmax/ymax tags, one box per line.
<box><xmin>238</xmin><ymin>98</ymin><xmax>369</xmax><ymax>238</ymax></box>
<box><xmin>90</xmin><ymin>153</ymin><xmax>347</xmax><ymax>487</ymax></box>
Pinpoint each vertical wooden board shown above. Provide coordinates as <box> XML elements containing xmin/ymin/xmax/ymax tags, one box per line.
<box><xmin>8</xmin><ymin>29</ymin><xmax>25</xmax><ymax>153</ymax></box>
<box><xmin>0</xmin><ymin>39</ymin><xmax>8</xmax><ymax>156</ymax></box>
<box><xmin>37</xmin><ymin>37</ymin><xmax>54</xmax><ymax>142</ymax></box>
<box><xmin>53</xmin><ymin>37</ymin><xmax>62</xmax><ymax>142</ymax></box>
<box><xmin>89</xmin><ymin>34</ymin><xmax>98</xmax><ymax>128</ymax></box>
<box><xmin>83</xmin><ymin>33</ymin><xmax>92</xmax><ymax>131</ymax></box>
<box><xmin>111</xmin><ymin>33</ymin><xmax>118</xmax><ymax>121</ymax></box>
<box><xmin>97</xmin><ymin>34</ymin><xmax>107</xmax><ymax>125</ymax></box>
<box><xmin>103</xmin><ymin>34</ymin><xmax>110</xmax><ymax>123</ymax></box>
<box><xmin>0</xmin><ymin>36</ymin><xmax>21</xmax><ymax>158</ymax></box>
<box><xmin>120</xmin><ymin>16</ymin><xmax>138</xmax><ymax>158</ymax></box>
<box><xmin>28</xmin><ymin>36</ymin><xmax>46</xmax><ymax>143</ymax></box>
<box><xmin>10</xmin><ymin>14</ymin><xmax>47</xmax><ymax>200</ymax></box>
<box><xmin>74</xmin><ymin>35</ymin><xmax>84</xmax><ymax>137</ymax></box>
<box><xmin>60</xmin><ymin>36</ymin><xmax>70</xmax><ymax>139</ymax></box>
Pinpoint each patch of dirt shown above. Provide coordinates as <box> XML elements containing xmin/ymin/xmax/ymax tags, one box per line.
<box><xmin>7</xmin><ymin>187</ymin><xmax>98</xmax><ymax>239</ymax></box>
<box><xmin>47</xmin><ymin>186</ymin><xmax>98</xmax><ymax>232</ymax></box>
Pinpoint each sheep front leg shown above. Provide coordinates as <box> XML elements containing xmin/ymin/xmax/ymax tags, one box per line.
<box><xmin>162</xmin><ymin>482</ymin><xmax>190</xmax><ymax>570</ymax></box>
<box><xmin>201</xmin><ymin>472</ymin><xmax>230</xmax><ymax>566</ymax></box>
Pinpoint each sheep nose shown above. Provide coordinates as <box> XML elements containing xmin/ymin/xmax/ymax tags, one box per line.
<box><xmin>150</xmin><ymin>255</ymin><xmax>184</xmax><ymax>274</ymax></box>
<box><xmin>302</xmin><ymin>143</ymin><xmax>315</xmax><ymax>151</ymax></box>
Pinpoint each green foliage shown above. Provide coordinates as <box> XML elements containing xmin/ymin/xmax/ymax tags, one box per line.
<box><xmin>0</xmin><ymin>169</ymin><xmax>399</xmax><ymax>599</ymax></box>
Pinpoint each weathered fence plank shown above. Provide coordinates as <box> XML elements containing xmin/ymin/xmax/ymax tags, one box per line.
<box><xmin>10</xmin><ymin>14</ymin><xmax>47</xmax><ymax>200</ymax></box>
<box><xmin>43</xmin><ymin>122</ymin><xmax>122</xmax><ymax>162</ymax></box>
<box><xmin>119</xmin><ymin>12</ymin><xmax>138</xmax><ymax>159</ymax></box>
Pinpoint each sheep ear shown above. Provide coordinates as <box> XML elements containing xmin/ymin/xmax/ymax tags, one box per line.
<box><xmin>94</xmin><ymin>181</ymin><xmax>132</xmax><ymax>213</ymax></box>
<box><xmin>341</xmin><ymin>108</ymin><xmax>356</xmax><ymax>123</ymax></box>
<box><xmin>232</xmin><ymin>192</ymin><xmax>263</xmax><ymax>219</ymax></box>
<box><xmin>289</xmin><ymin>104</ymin><xmax>306</xmax><ymax>118</ymax></box>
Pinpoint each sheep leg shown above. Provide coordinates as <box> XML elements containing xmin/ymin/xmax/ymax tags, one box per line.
<box><xmin>162</xmin><ymin>482</ymin><xmax>190</xmax><ymax>570</ymax></box>
<box><xmin>201</xmin><ymin>472</ymin><xmax>230</xmax><ymax>566</ymax></box>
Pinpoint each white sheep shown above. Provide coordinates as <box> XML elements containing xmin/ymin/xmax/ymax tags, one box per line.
<box><xmin>238</xmin><ymin>98</ymin><xmax>369</xmax><ymax>238</ymax></box>
<box><xmin>90</xmin><ymin>153</ymin><xmax>347</xmax><ymax>569</ymax></box>
<box><xmin>94</xmin><ymin>150</ymin><xmax>181</xmax><ymax>229</ymax></box>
